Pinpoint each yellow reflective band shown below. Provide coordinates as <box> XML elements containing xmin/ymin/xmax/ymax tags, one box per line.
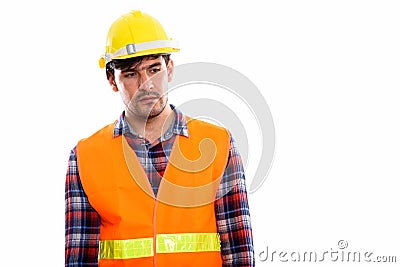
<box><xmin>99</xmin><ymin>233</ymin><xmax>220</xmax><ymax>259</ymax></box>
<box><xmin>99</xmin><ymin>238</ymin><xmax>153</xmax><ymax>259</ymax></box>
<box><xmin>157</xmin><ymin>233</ymin><xmax>221</xmax><ymax>253</ymax></box>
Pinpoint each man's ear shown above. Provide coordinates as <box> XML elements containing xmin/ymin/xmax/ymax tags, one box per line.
<box><xmin>107</xmin><ymin>71</ymin><xmax>118</xmax><ymax>92</ymax></box>
<box><xmin>167</xmin><ymin>59</ymin><xmax>174</xmax><ymax>82</ymax></box>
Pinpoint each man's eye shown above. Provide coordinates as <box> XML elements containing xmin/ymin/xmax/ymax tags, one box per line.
<box><xmin>126</xmin><ymin>72</ymin><xmax>137</xmax><ymax>77</ymax></box>
<box><xmin>150</xmin><ymin>68</ymin><xmax>161</xmax><ymax>73</ymax></box>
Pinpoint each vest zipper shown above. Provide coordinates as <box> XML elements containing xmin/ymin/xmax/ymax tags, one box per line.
<box><xmin>153</xmin><ymin>198</ymin><xmax>158</xmax><ymax>267</ymax></box>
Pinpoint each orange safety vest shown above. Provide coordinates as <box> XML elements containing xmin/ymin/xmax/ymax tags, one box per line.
<box><xmin>76</xmin><ymin>118</ymin><xmax>230</xmax><ymax>267</ymax></box>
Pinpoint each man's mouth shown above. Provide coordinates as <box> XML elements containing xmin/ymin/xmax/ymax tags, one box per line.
<box><xmin>138</xmin><ymin>96</ymin><xmax>160</xmax><ymax>104</ymax></box>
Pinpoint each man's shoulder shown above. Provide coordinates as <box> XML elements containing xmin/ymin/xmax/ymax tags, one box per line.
<box><xmin>186</xmin><ymin>117</ymin><xmax>231</xmax><ymax>139</ymax></box>
<box><xmin>78</xmin><ymin>121</ymin><xmax>116</xmax><ymax>144</ymax></box>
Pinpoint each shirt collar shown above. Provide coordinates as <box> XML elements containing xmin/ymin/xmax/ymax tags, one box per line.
<box><xmin>112</xmin><ymin>104</ymin><xmax>189</xmax><ymax>139</ymax></box>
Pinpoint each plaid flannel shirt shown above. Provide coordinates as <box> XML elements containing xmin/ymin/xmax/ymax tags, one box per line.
<box><xmin>65</xmin><ymin>105</ymin><xmax>255</xmax><ymax>266</ymax></box>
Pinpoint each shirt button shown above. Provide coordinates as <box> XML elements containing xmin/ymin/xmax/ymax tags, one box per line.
<box><xmin>141</xmin><ymin>142</ymin><xmax>148</xmax><ymax>148</ymax></box>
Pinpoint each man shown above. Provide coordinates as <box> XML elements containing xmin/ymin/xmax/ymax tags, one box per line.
<box><xmin>65</xmin><ymin>10</ymin><xmax>255</xmax><ymax>267</ymax></box>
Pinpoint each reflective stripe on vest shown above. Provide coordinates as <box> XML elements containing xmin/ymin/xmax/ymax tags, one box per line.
<box><xmin>99</xmin><ymin>233</ymin><xmax>220</xmax><ymax>259</ymax></box>
<box><xmin>157</xmin><ymin>233</ymin><xmax>221</xmax><ymax>253</ymax></box>
<box><xmin>99</xmin><ymin>237</ymin><xmax>154</xmax><ymax>259</ymax></box>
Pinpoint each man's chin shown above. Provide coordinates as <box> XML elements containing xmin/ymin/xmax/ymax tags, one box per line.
<box><xmin>130</xmin><ymin>105</ymin><xmax>166</xmax><ymax>120</ymax></box>
<box><xmin>147</xmin><ymin>106</ymin><xmax>166</xmax><ymax>119</ymax></box>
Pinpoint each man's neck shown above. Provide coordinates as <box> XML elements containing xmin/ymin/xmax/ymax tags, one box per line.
<box><xmin>125</xmin><ymin>105</ymin><xmax>175</xmax><ymax>143</ymax></box>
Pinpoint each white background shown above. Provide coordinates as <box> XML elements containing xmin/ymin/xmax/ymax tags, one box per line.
<box><xmin>0</xmin><ymin>0</ymin><xmax>399</xmax><ymax>266</ymax></box>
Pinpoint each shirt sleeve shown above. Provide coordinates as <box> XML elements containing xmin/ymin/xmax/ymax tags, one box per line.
<box><xmin>215</xmin><ymin>133</ymin><xmax>255</xmax><ymax>267</ymax></box>
<box><xmin>65</xmin><ymin>147</ymin><xmax>100</xmax><ymax>266</ymax></box>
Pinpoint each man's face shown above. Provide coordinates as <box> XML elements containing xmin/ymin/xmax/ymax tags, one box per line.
<box><xmin>109</xmin><ymin>56</ymin><xmax>174</xmax><ymax>120</ymax></box>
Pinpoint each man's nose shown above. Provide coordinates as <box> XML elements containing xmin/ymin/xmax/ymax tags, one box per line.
<box><xmin>138</xmin><ymin>72</ymin><xmax>154</xmax><ymax>91</ymax></box>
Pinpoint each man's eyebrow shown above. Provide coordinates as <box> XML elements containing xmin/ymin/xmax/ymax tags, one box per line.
<box><xmin>122</xmin><ymin>62</ymin><xmax>162</xmax><ymax>73</ymax></box>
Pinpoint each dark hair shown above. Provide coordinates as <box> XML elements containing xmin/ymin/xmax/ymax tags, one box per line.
<box><xmin>106</xmin><ymin>54</ymin><xmax>171</xmax><ymax>79</ymax></box>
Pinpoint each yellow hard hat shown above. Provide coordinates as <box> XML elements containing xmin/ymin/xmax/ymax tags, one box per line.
<box><xmin>99</xmin><ymin>10</ymin><xmax>179</xmax><ymax>68</ymax></box>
